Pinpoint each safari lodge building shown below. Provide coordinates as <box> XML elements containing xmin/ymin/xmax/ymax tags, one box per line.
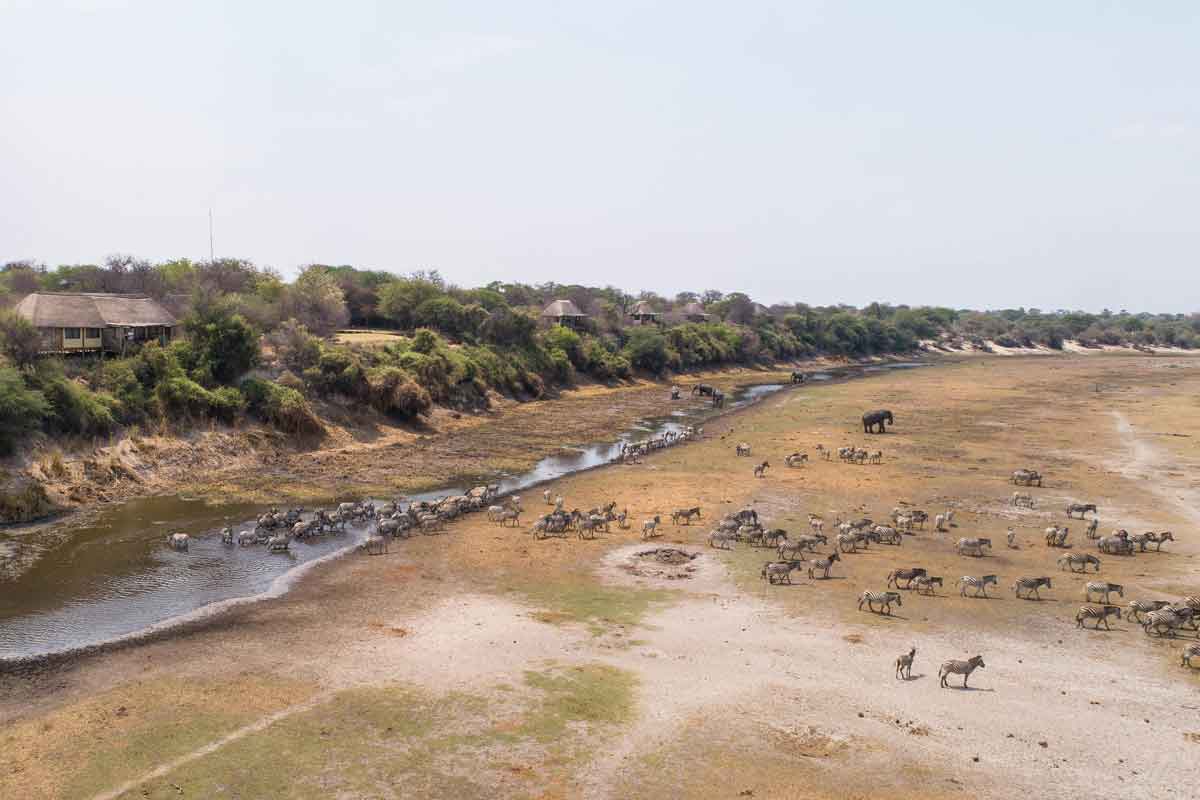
<box><xmin>14</xmin><ymin>292</ymin><xmax>177</xmax><ymax>356</ymax></box>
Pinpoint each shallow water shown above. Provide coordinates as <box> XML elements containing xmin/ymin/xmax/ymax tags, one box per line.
<box><xmin>0</xmin><ymin>362</ymin><xmax>923</xmax><ymax>660</ymax></box>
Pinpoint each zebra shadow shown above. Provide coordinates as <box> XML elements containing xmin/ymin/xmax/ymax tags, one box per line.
<box><xmin>943</xmin><ymin>685</ymin><xmax>995</xmax><ymax>693</ymax></box>
<box><xmin>901</xmin><ymin>673</ymin><xmax>926</xmax><ymax>682</ymax></box>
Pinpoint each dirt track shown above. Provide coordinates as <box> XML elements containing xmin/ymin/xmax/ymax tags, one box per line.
<box><xmin>3</xmin><ymin>355</ymin><xmax>1199</xmax><ymax>799</ymax></box>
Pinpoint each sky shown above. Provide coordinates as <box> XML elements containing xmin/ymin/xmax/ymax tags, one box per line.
<box><xmin>2</xmin><ymin>1</ymin><xmax>1198</xmax><ymax>312</ymax></box>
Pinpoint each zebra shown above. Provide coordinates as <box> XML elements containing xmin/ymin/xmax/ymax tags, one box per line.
<box><xmin>761</xmin><ymin>561</ymin><xmax>805</xmax><ymax>584</ymax></box>
<box><xmin>1146</xmin><ymin>531</ymin><xmax>1175</xmax><ymax>551</ymax></box>
<box><xmin>641</xmin><ymin>515</ymin><xmax>662</xmax><ymax>539</ymax></box>
<box><xmin>1012</xmin><ymin>576</ymin><xmax>1053</xmax><ymax>600</ymax></box>
<box><xmin>958</xmin><ymin>575</ymin><xmax>998</xmax><ymax>598</ymax></box>
<box><xmin>910</xmin><ymin>510</ymin><xmax>929</xmax><ymax>529</ymax></box>
<box><xmin>886</xmin><ymin>568</ymin><xmax>927</xmax><ymax>590</ymax></box>
<box><xmin>939</xmin><ymin>655</ymin><xmax>985</xmax><ymax>688</ymax></box>
<box><xmin>1006</xmin><ymin>527</ymin><xmax>1016</xmax><ymax>549</ymax></box>
<box><xmin>736</xmin><ymin>442</ymin><xmax>752</xmax><ymax>456</ymax></box>
<box><xmin>858</xmin><ymin>590</ymin><xmax>903</xmax><ymax>615</ymax></box>
<box><xmin>808</xmin><ymin>515</ymin><xmax>825</xmax><ymax>536</ymax></box>
<box><xmin>808</xmin><ymin>551</ymin><xmax>841</xmax><ymax>579</ymax></box>
<box><xmin>543</xmin><ymin>489</ymin><xmax>553</xmax><ymax>505</ymax></box>
<box><xmin>869</xmin><ymin>450</ymin><xmax>882</xmax><ymax>464</ymax></box>
<box><xmin>1011</xmin><ymin>492</ymin><xmax>1035</xmax><ymax>508</ymax></box>
<box><xmin>1057</xmin><ymin>553</ymin><xmax>1101</xmax><ymax>573</ymax></box>
<box><xmin>708</xmin><ymin>529</ymin><xmax>736</xmax><ymax>550</ymax></box>
<box><xmin>873</xmin><ymin>525</ymin><xmax>902</xmax><ymax>545</ymax></box>
<box><xmin>1085</xmin><ymin>518</ymin><xmax>1099</xmax><ymax>539</ymax></box>
<box><xmin>616</xmin><ymin>508</ymin><xmax>629</xmax><ymax>529</ymax></box>
<box><xmin>896</xmin><ymin>646</ymin><xmax>917</xmax><ymax>680</ymax></box>
<box><xmin>1142</xmin><ymin>609</ymin><xmax>1188</xmax><ymax>637</ymax></box>
<box><xmin>934</xmin><ymin>513</ymin><xmax>949</xmax><ymax>532</ymax></box>
<box><xmin>785</xmin><ymin>452</ymin><xmax>808</xmax><ymax>467</ymax></box>
<box><xmin>1044</xmin><ymin>526</ymin><xmax>1070</xmax><ymax>547</ymax></box>
<box><xmin>359</xmin><ymin>535</ymin><xmax>388</xmax><ymax>556</ymax></box>
<box><xmin>1182</xmin><ymin>643</ymin><xmax>1200</xmax><ymax>668</ymax></box>
<box><xmin>795</xmin><ymin>533</ymin><xmax>827</xmax><ymax>551</ymax></box>
<box><xmin>836</xmin><ymin>532</ymin><xmax>861</xmax><ymax>553</ymax></box>
<box><xmin>776</xmin><ymin>539</ymin><xmax>808</xmax><ymax>561</ymax></box>
<box><xmin>912</xmin><ymin>575</ymin><xmax>943</xmax><ymax>596</ymax></box>
<box><xmin>1076</xmin><ymin>605</ymin><xmax>1122</xmax><ymax>630</ymax></box>
<box><xmin>753</xmin><ymin>461</ymin><xmax>770</xmax><ymax>478</ymax></box>
<box><xmin>1066</xmin><ymin>502</ymin><xmax>1097</xmax><ymax>519</ymax></box>
<box><xmin>671</xmin><ymin>506</ymin><xmax>702</xmax><ymax>525</ymax></box>
<box><xmin>1126</xmin><ymin>600</ymin><xmax>1170</xmax><ymax>622</ymax></box>
<box><xmin>1098</xmin><ymin>535</ymin><xmax>1134</xmax><ymax>556</ymax></box>
<box><xmin>498</xmin><ymin>509</ymin><xmax>522</xmax><ymax>528</ymax></box>
<box><xmin>1084</xmin><ymin>582</ymin><xmax>1124</xmax><ymax>603</ymax></box>
<box><xmin>956</xmin><ymin>537</ymin><xmax>991</xmax><ymax>557</ymax></box>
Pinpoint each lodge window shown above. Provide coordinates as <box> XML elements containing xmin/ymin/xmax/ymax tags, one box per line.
<box><xmin>64</xmin><ymin>328</ymin><xmax>81</xmax><ymax>340</ymax></box>
<box><xmin>85</xmin><ymin>328</ymin><xmax>101</xmax><ymax>339</ymax></box>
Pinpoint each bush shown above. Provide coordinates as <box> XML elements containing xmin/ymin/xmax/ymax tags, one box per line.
<box><xmin>366</xmin><ymin>366</ymin><xmax>432</xmax><ymax>418</ymax></box>
<box><xmin>97</xmin><ymin>359</ymin><xmax>151</xmax><ymax>422</ymax></box>
<box><xmin>0</xmin><ymin>310</ymin><xmax>41</xmax><ymax>367</ymax></box>
<box><xmin>622</xmin><ymin>329</ymin><xmax>673</xmax><ymax>374</ymax></box>
<box><xmin>37</xmin><ymin>373</ymin><xmax>118</xmax><ymax>437</ymax></box>
<box><xmin>268</xmin><ymin>319</ymin><xmax>322</xmax><ymax>371</ymax></box>
<box><xmin>184</xmin><ymin>303</ymin><xmax>259</xmax><ymax>384</ymax></box>
<box><xmin>0</xmin><ymin>367</ymin><xmax>48</xmax><ymax>453</ymax></box>
<box><xmin>241</xmin><ymin>378</ymin><xmax>323</xmax><ymax>434</ymax></box>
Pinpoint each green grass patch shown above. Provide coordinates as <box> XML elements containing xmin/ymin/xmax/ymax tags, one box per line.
<box><xmin>519</xmin><ymin>664</ymin><xmax>637</xmax><ymax>741</ymax></box>
<box><xmin>513</xmin><ymin>579</ymin><xmax>673</xmax><ymax>634</ymax></box>
<box><xmin>120</xmin><ymin>669</ymin><xmax>637</xmax><ymax>800</ymax></box>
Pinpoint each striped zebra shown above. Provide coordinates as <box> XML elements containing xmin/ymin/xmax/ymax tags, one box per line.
<box><xmin>1084</xmin><ymin>582</ymin><xmax>1124</xmax><ymax>603</ymax></box>
<box><xmin>887</xmin><ymin>567</ymin><xmax>927</xmax><ymax>589</ymax></box>
<box><xmin>1142</xmin><ymin>609</ymin><xmax>1188</xmax><ymax>637</ymax></box>
<box><xmin>708</xmin><ymin>529</ymin><xmax>736</xmax><ymax>550</ymax></box>
<box><xmin>1126</xmin><ymin>599</ymin><xmax>1170</xmax><ymax>622</ymax></box>
<box><xmin>1057</xmin><ymin>553</ymin><xmax>1101</xmax><ymax>573</ymax></box>
<box><xmin>776</xmin><ymin>539</ymin><xmax>808</xmax><ymax>561</ymax></box>
<box><xmin>912</xmin><ymin>575</ymin><xmax>943</xmax><ymax>595</ymax></box>
<box><xmin>1076</xmin><ymin>605</ymin><xmax>1122</xmax><ymax>630</ymax></box>
<box><xmin>1182</xmin><ymin>643</ymin><xmax>1200</xmax><ymax>668</ymax></box>
<box><xmin>761</xmin><ymin>561</ymin><xmax>805</xmax><ymax>584</ymax></box>
<box><xmin>956</xmin><ymin>537</ymin><xmax>992</xmax><ymax>557</ymax></box>
<box><xmin>1085</xmin><ymin>518</ymin><xmax>1100</xmax><ymax>539</ymax></box>
<box><xmin>1147</xmin><ymin>531</ymin><xmax>1175</xmax><ymax>551</ymax></box>
<box><xmin>1012</xmin><ymin>576</ymin><xmax>1052</xmax><ymax>600</ymax></box>
<box><xmin>958</xmin><ymin>575</ymin><xmax>998</xmax><ymax>598</ymax></box>
<box><xmin>939</xmin><ymin>655</ymin><xmax>985</xmax><ymax>688</ymax></box>
<box><xmin>797</xmin><ymin>533</ymin><xmax>827</xmax><ymax>550</ymax></box>
<box><xmin>874</xmin><ymin>525</ymin><xmax>903</xmax><ymax>545</ymax></box>
<box><xmin>895</xmin><ymin>646</ymin><xmax>917</xmax><ymax>680</ymax></box>
<box><xmin>858</xmin><ymin>590</ymin><xmax>903</xmax><ymax>615</ymax></box>
<box><xmin>808</xmin><ymin>551</ymin><xmax>841</xmax><ymax>579</ymax></box>
<box><xmin>836</xmin><ymin>532</ymin><xmax>861</xmax><ymax>553</ymax></box>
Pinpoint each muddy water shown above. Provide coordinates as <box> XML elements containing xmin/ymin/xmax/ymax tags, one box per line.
<box><xmin>0</xmin><ymin>364</ymin><xmax>923</xmax><ymax>660</ymax></box>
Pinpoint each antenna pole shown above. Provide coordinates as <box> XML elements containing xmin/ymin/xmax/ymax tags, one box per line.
<box><xmin>208</xmin><ymin>208</ymin><xmax>215</xmax><ymax>263</ymax></box>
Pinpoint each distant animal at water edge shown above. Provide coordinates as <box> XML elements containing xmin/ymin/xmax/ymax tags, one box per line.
<box><xmin>896</xmin><ymin>646</ymin><xmax>916</xmax><ymax>680</ymax></box>
<box><xmin>862</xmin><ymin>409</ymin><xmax>894</xmax><ymax>434</ymax></box>
<box><xmin>220</xmin><ymin>526</ymin><xmax>234</xmax><ymax>545</ymax></box>
<box><xmin>167</xmin><ymin>532</ymin><xmax>189</xmax><ymax>551</ymax></box>
<box><xmin>753</xmin><ymin>461</ymin><xmax>770</xmax><ymax>478</ymax></box>
<box><xmin>692</xmin><ymin>383</ymin><xmax>716</xmax><ymax>397</ymax></box>
<box><xmin>359</xmin><ymin>535</ymin><xmax>388</xmax><ymax>555</ymax></box>
<box><xmin>736</xmin><ymin>442</ymin><xmax>752</xmax><ymax>456</ymax></box>
<box><xmin>791</xmin><ymin>371</ymin><xmax>806</xmax><ymax>384</ymax></box>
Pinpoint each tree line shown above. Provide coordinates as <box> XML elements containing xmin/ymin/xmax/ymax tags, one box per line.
<box><xmin>1</xmin><ymin>256</ymin><xmax>1197</xmax><ymax>453</ymax></box>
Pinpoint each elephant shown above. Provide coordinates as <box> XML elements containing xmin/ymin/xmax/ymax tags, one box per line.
<box><xmin>862</xmin><ymin>409</ymin><xmax>894</xmax><ymax>434</ymax></box>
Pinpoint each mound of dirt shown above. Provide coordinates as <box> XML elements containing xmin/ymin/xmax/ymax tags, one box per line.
<box><xmin>622</xmin><ymin>548</ymin><xmax>700</xmax><ymax>579</ymax></box>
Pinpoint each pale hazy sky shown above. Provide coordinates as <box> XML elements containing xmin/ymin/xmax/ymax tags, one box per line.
<box><xmin>3</xmin><ymin>1</ymin><xmax>1198</xmax><ymax>311</ymax></box>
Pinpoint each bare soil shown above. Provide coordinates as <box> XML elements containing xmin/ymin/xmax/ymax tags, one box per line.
<box><xmin>3</xmin><ymin>355</ymin><xmax>1199</xmax><ymax>799</ymax></box>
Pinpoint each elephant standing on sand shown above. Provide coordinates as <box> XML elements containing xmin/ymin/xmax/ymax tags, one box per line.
<box><xmin>862</xmin><ymin>409</ymin><xmax>894</xmax><ymax>434</ymax></box>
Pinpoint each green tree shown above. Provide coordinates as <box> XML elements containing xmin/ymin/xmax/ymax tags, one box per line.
<box><xmin>184</xmin><ymin>303</ymin><xmax>260</xmax><ymax>384</ymax></box>
<box><xmin>0</xmin><ymin>367</ymin><xmax>48</xmax><ymax>453</ymax></box>
<box><xmin>0</xmin><ymin>309</ymin><xmax>42</xmax><ymax>366</ymax></box>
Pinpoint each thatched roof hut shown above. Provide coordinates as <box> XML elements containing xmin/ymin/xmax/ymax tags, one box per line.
<box><xmin>680</xmin><ymin>302</ymin><xmax>710</xmax><ymax>322</ymax></box>
<box><xmin>14</xmin><ymin>292</ymin><xmax>176</xmax><ymax>354</ymax></box>
<box><xmin>628</xmin><ymin>300</ymin><xmax>660</xmax><ymax>324</ymax></box>
<box><xmin>541</xmin><ymin>299</ymin><xmax>587</xmax><ymax>328</ymax></box>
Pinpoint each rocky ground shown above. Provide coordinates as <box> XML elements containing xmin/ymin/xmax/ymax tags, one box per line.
<box><xmin>2</xmin><ymin>354</ymin><xmax>1199</xmax><ymax>799</ymax></box>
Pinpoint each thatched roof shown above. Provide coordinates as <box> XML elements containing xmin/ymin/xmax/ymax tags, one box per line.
<box><xmin>680</xmin><ymin>302</ymin><xmax>709</xmax><ymax>318</ymax></box>
<box><xmin>629</xmin><ymin>301</ymin><xmax>659</xmax><ymax>316</ymax></box>
<box><xmin>541</xmin><ymin>299</ymin><xmax>586</xmax><ymax>317</ymax></box>
<box><xmin>14</xmin><ymin>293</ymin><xmax>177</xmax><ymax>328</ymax></box>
